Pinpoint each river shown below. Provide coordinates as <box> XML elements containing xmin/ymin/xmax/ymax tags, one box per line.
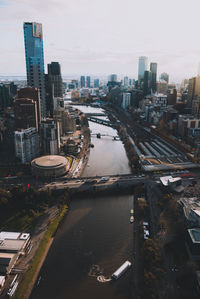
<box><xmin>31</xmin><ymin>105</ymin><xmax>134</xmax><ymax>299</ymax></box>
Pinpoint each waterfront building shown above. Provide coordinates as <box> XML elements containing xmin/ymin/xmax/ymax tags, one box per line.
<box><xmin>40</xmin><ymin>119</ymin><xmax>60</xmax><ymax>155</ymax></box>
<box><xmin>138</xmin><ymin>56</ymin><xmax>148</xmax><ymax>84</ymax></box>
<box><xmin>160</xmin><ymin>72</ymin><xmax>169</xmax><ymax>83</ymax></box>
<box><xmin>80</xmin><ymin>76</ymin><xmax>85</xmax><ymax>88</ymax></box>
<box><xmin>122</xmin><ymin>92</ymin><xmax>131</xmax><ymax>109</ymax></box>
<box><xmin>14</xmin><ymin>127</ymin><xmax>40</xmax><ymax>164</ymax></box>
<box><xmin>23</xmin><ymin>22</ymin><xmax>46</xmax><ymax>117</ymax></box>
<box><xmin>86</xmin><ymin>76</ymin><xmax>91</xmax><ymax>88</ymax></box>
<box><xmin>53</xmin><ymin>109</ymin><xmax>76</xmax><ymax>136</ymax></box>
<box><xmin>150</xmin><ymin>62</ymin><xmax>157</xmax><ymax>93</ymax></box>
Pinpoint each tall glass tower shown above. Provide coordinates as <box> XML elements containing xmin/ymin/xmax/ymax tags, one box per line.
<box><xmin>23</xmin><ymin>22</ymin><xmax>46</xmax><ymax>117</ymax></box>
<box><xmin>138</xmin><ymin>56</ymin><xmax>148</xmax><ymax>84</ymax></box>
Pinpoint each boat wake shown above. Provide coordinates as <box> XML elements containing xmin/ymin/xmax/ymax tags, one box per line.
<box><xmin>88</xmin><ymin>264</ymin><xmax>111</xmax><ymax>283</ymax></box>
<box><xmin>97</xmin><ymin>275</ymin><xmax>112</xmax><ymax>283</ymax></box>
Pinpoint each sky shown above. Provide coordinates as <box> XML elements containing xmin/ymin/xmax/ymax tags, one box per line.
<box><xmin>1</xmin><ymin>0</ymin><xmax>200</xmax><ymax>82</ymax></box>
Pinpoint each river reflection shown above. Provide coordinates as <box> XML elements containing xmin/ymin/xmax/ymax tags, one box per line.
<box><xmin>31</xmin><ymin>105</ymin><xmax>134</xmax><ymax>299</ymax></box>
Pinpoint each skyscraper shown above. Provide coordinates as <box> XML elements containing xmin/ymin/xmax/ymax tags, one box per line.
<box><xmin>138</xmin><ymin>56</ymin><xmax>148</xmax><ymax>84</ymax></box>
<box><xmin>124</xmin><ymin>76</ymin><xmax>129</xmax><ymax>87</ymax></box>
<box><xmin>150</xmin><ymin>62</ymin><xmax>157</xmax><ymax>93</ymax></box>
<box><xmin>86</xmin><ymin>76</ymin><xmax>91</xmax><ymax>88</ymax></box>
<box><xmin>46</xmin><ymin>62</ymin><xmax>63</xmax><ymax>116</ymax></box>
<box><xmin>80</xmin><ymin>76</ymin><xmax>85</xmax><ymax>88</ymax></box>
<box><xmin>23</xmin><ymin>22</ymin><xmax>46</xmax><ymax>117</ymax></box>
<box><xmin>94</xmin><ymin>79</ymin><xmax>99</xmax><ymax>88</ymax></box>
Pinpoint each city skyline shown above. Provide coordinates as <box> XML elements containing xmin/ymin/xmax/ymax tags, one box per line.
<box><xmin>1</xmin><ymin>0</ymin><xmax>200</xmax><ymax>82</ymax></box>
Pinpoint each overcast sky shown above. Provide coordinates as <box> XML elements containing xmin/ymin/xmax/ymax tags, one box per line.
<box><xmin>1</xmin><ymin>0</ymin><xmax>200</xmax><ymax>82</ymax></box>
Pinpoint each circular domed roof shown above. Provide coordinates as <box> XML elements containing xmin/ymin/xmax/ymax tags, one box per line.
<box><xmin>32</xmin><ymin>155</ymin><xmax>68</xmax><ymax>169</ymax></box>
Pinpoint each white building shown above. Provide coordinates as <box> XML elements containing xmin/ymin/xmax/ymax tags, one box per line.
<box><xmin>14</xmin><ymin>127</ymin><xmax>40</xmax><ymax>164</ymax></box>
<box><xmin>122</xmin><ymin>93</ymin><xmax>131</xmax><ymax>109</ymax></box>
<box><xmin>153</xmin><ymin>93</ymin><xmax>168</xmax><ymax>107</ymax></box>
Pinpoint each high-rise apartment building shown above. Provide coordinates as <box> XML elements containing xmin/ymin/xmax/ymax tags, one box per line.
<box><xmin>138</xmin><ymin>56</ymin><xmax>148</xmax><ymax>83</ymax></box>
<box><xmin>86</xmin><ymin>76</ymin><xmax>91</xmax><ymax>88</ymax></box>
<box><xmin>40</xmin><ymin>119</ymin><xmax>60</xmax><ymax>155</ymax></box>
<box><xmin>109</xmin><ymin>74</ymin><xmax>117</xmax><ymax>82</ymax></box>
<box><xmin>150</xmin><ymin>62</ymin><xmax>157</xmax><ymax>93</ymax></box>
<box><xmin>46</xmin><ymin>62</ymin><xmax>63</xmax><ymax>116</ymax></box>
<box><xmin>122</xmin><ymin>93</ymin><xmax>131</xmax><ymax>109</ymax></box>
<box><xmin>17</xmin><ymin>87</ymin><xmax>41</xmax><ymax>128</ymax></box>
<box><xmin>47</xmin><ymin>62</ymin><xmax>63</xmax><ymax>98</ymax></box>
<box><xmin>80</xmin><ymin>76</ymin><xmax>85</xmax><ymax>88</ymax></box>
<box><xmin>143</xmin><ymin>71</ymin><xmax>151</xmax><ymax>96</ymax></box>
<box><xmin>14</xmin><ymin>98</ymin><xmax>38</xmax><ymax>131</ymax></box>
<box><xmin>23</xmin><ymin>22</ymin><xmax>46</xmax><ymax>117</ymax></box>
<box><xmin>14</xmin><ymin>127</ymin><xmax>40</xmax><ymax>164</ymax></box>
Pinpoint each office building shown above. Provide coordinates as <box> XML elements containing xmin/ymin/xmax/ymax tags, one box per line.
<box><xmin>47</xmin><ymin>62</ymin><xmax>63</xmax><ymax>98</ymax></box>
<box><xmin>23</xmin><ymin>22</ymin><xmax>46</xmax><ymax>117</ymax></box>
<box><xmin>160</xmin><ymin>72</ymin><xmax>169</xmax><ymax>83</ymax></box>
<box><xmin>14</xmin><ymin>98</ymin><xmax>39</xmax><ymax>131</ymax></box>
<box><xmin>138</xmin><ymin>56</ymin><xmax>148</xmax><ymax>83</ymax></box>
<box><xmin>86</xmin><ymin>76</ymin><xmax>91</xmax><ymax>88</ymax></box>
<box><xmin>80</xmin><ymin>76</ymin><xmax>85</xmax><ymax>88</ymax></box>
<box><xmin>14</xmin><ymin>127</ymin><xmax>40</xmax><ymax>164</ymax></box>
<box><xmin>109</xmin><ymin>74</ymin><xmax>117</xmax><ymax>82</ymax></box>
<box><xmin>157</xmin><ymin>80</ymin><xmax>168</xmax><ymax>95</ymax></box>
<box><xmin>143</xmin><ymin>71</ymin><xmax>151</xmax><ymax>96</ymax></box>
<box><xmin>122</xmin><ymin>92</ymin><xmax>131</xmax><ymax>109</ymax></box>
<box><xmin>124</xmin><ymin>76</ymin><xmax>129</xmax><ymax>87</ymax></box>
<box><xmin>0</xmin><ymin>83</ymin><xmax>17</xmax><ymax>110</ymax></box>
<box><xmin>94</xmin><ymin>79</ymin><xmax>99</xmax><ymax>88</ymax></box>
<box><xmin>40</xmin><ymin>119</ymin><xmax>60</xmax><ymax>155</ymax></box>
<box><xmin>150</xmin><ymin>62</ymin><xmax>157</xmax><ymax>93</ymax></box>
<box><xmin>17</xmin><ymin>87</ymin><xmax>41</xmax><ymax>128</ymax></box>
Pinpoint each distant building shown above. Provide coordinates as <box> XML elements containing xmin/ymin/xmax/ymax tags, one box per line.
<box><xmin>156</xmin><ymin>80</ymin><xmax>168</xmax><ymax>95</ymax></box>
<box><xmin>138</xmin><ymin>56</ymin><xmax>148</xmax><ymax>83</ymax></box>
<box><xmin>178</xmin><ymin>115</ymin><xmax>200</xmax><ymax>138</ymax></box>
<box><xmin>80</xmin><ymin>76</ymin><xmax>85</xmax><ymax>88</ymax></box>
<box><xmin>124</xmin><ymin>76</ymin><xmax>129</xmax><ymax>87</ymax></box>
<box><xmin>0</xmin><ymin>82</ymin><xmax>17</xmax><ymax>110</ymax></box>
<box><xmin>150</xmin><ymin>62</ymin><xmax>157</xmax><ymax>93</ymax></box>
<box><xmin>188</xmin><ymin>77</ymin><xmax>196</xmax><ymax>108</ymax></box>
<box><xmin>109</xmin><ymin>74</ymin><xmax>117</xmax><ymax>82</ymax></box>
<box><xmin>94</xmin><ymin>79</ymin><xmax>99</xmax><ymax>88</ymax></box>
<box><xmin>86</xmin><ymin>76</ymin><xmax>91</xmax><ymax>88</ymax></box>
<box><xmin>23</xmin><ymin>22</ymin><xmax>46</xmax><ymax>117</ymax></box>
<box><xmin>167</xmin><ymin>89</ymin><xmax>177</xmax><ymax>105</ymax></box>
<box><xmin>122</xmin><ymin>93</ymin><xmax>131</xmax><ymax>109</ymax></box>
<box><xmin>40</xmin><ymin>119</ymin><xmax>60</xmax><ymax>155</ymax></box>
<box><xmin>153</xmin><ymin>94</ymin><xmax>167</xmax><ymax>107</ymax></box>
<box><xmin>160</xmin><ymin>72</ymin><xmax>169</xmax><ymax>83</ymax></box>
<box><xmin>14</xmin><ymin>127</ymin><xmax>40</xmax><ymax>164</ymax></box>
<box><xmin>143</xmin><ymin>71</ymin><xmax>151</xmax><ymax>96</ymax></box>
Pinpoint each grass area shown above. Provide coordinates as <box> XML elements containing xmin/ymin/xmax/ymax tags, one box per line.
<box><xmin>1</xmin><ymin>211</ymin><xmax>42</xmax><ymax>232</ymax></box>
<box><xmin>14</xmin><ymin>204</ymin><xmax>68</xmax><ymax>299</ymax></box>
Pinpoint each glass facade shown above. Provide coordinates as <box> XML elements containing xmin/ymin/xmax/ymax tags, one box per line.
<box><xmin>23</xmin><ymin>22</ymin><xmax>46</xmax><ymax>117</ymax></box>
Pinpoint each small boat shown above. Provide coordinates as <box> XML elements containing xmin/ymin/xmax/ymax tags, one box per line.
<box><xmin>112</xmin><ymin>261</ymin><xmax>132</xmax><ymax>279</ymax></box>
<box><xmin>90</xmin><ymin>143</ymin><xmax>94</xmax><ymax>148</ymax></box>
<box><xmin>130</xmin><ymin>216</ymin><xmax>134</xmax><ymax>223</ymax></box>
<box><xmin>130</xmin><ymin>209</ymin><xmax>134</xmax><ymax>214</ymax></box>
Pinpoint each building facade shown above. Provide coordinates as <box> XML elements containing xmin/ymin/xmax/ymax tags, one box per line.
<box><xmin>150</xmin><ymin>62</ymin><xmax>157</xmax><ymax>93</ymax></box>
<box><xmin>122</xmin><ymin>92</ymin><xmax>131</xmax><ymax>109</ymax></box>
<box><xmin>138</xmin><ymin>56</ymin><xmax>148</xmax><ymax>83</ymax></box>
<box><xmin>40</xmin><ymin>119</ymin><xmax>60</xmax><ymax>155</ymax></box>
<box><xmin>23</xmin><ymin>22</ymin><xmax>46</xmax><ymax>117</ymax></box>
<box><xmin>14</xmin><ymin>127</ymin><xmax>40</xmax><ymax>164</ymax></box>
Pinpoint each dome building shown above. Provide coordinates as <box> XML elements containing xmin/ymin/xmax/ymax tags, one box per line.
<box><xmin>31</xmin><ymin>155</ymin><xmax>69</xmax><ymax>178</ymax></box>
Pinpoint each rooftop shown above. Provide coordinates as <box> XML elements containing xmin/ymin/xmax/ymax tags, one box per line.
<box><xmin>32</xmin><ymin>155</ymin><xmax>68</xmax><ymax>169</ymax></box>
<box><xmin>188</xmin><ymin>228</ymin><xmax>200</xmax><ymax>244</ymax></box>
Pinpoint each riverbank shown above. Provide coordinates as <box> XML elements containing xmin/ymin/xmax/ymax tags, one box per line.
<box><xmin>14</xmin><ymin>204</ymin><xmax>68</xmax><ymax>299</ymax></box>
